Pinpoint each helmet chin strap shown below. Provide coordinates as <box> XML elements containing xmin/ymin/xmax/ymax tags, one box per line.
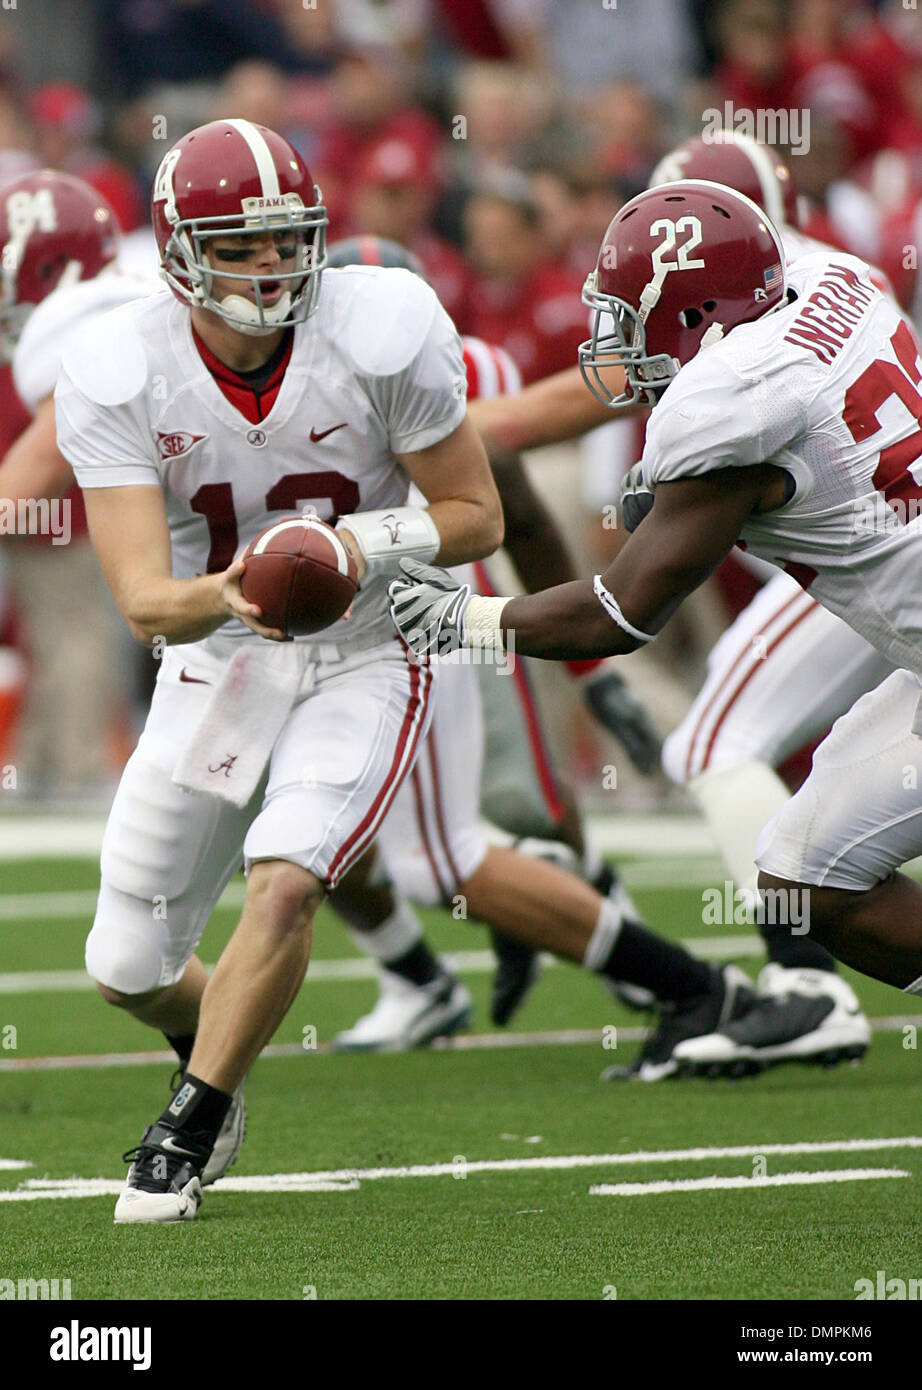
<box><xmin>218</xmin><ymin>290</ymin><xmax>293</xmax><ymax>335</ymax></box>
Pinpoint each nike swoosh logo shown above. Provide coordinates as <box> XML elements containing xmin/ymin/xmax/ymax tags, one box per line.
<box><xmin>179</xmin><ymin>668</ymin><xmax>211</xmax><ymax>685</ymax></box>
<box><xmin>158</xmin><ymin>1135</ymin><xmax>199</xmax><ymax>1157</ymax></box>
<box><xmin>310</xmin><ymin>423</ymin><xmax>347</xmax><ymax>443</ymax></box>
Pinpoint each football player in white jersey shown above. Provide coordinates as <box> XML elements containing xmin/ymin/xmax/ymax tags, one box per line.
<box><xmin>464</xmin><ymin>134</ymin><xmax>893</xmax><ymax>1075</ymax></box>
<box><xmin>643</xmin><ymin>134</ymin><xmax>895</xmax><ymax>1071</ymax></box>
<box><xmin>53</xmin><ymin>118</ymin><xmax>505</xmax><ymax>1225</ymax></box>
<box><xmin>0</xmin><ymin>170</ymin><xmax>259</xmax><ymax>1185</ymax></box>
<box><xmin>391</xmin><ymin>178</ymin><xmax>922</xmax><ymax>1034</ymax></box>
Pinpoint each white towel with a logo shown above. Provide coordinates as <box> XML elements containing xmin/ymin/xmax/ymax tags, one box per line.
<box><xmin>172</xmin><ymin>645</ymin><xmax>301</xmax><ymax>807</ymax></box>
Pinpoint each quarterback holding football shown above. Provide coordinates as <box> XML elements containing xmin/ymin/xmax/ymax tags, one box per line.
<box><xmin>54</xmin><ymin>118</ymin><xmax>503</xmax><ymax>1224</ymax></box>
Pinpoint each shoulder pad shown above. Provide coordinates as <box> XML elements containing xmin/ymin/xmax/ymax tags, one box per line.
<box><xmin>59</xmin><ymin>299</ymin><xmax>150</xmax><ymax>407</ymax></box>
<box><xmin>327</xmin><ymin>266</ymin><xmax>440</xmax><ymax>377</ymax></box>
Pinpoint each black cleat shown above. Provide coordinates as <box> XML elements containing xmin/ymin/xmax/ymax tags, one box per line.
<box><xmin>673</xmin><ymin>965</ymin><xmax>871</xmax><ymax>1077</ymax></box>
<box><xmin>601</xmin><ymin>963</ymin><xmax>755</xmax><ymax>1081</ymax></box>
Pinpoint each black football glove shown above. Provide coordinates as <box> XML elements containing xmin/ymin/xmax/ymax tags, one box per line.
<box><xmin>579</xmin><ymin>663</ymin><xmax>662</xmax><ymax>775</ymax></box>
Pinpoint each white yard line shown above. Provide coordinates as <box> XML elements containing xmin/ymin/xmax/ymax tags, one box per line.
<box><xmin>589</xmin><ymin>1168</ymin><xmax>909</xmax><ymax>1196</ymax></box>
<box><xmin>1</xmin><ymin>1138</ymin><xmax>919</xmax><ymax>1202</ymax></box>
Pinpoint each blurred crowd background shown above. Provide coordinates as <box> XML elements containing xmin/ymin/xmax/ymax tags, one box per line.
<box><xmin>1</xmin><ymin>0</ymin><xmax>922</xmax><ymax>806</ymax></box>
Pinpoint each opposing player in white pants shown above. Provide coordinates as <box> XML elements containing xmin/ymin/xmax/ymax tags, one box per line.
<box><xmin>55</xmin><ymin>119</ymin><xmax>505</xmax><ymax>1225</ymax></box>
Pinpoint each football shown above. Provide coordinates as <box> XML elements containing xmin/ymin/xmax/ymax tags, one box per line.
<box><xmin>240</xmin><ymin>515</ymin><xmax>359</xmax><ymax>636</ymax></box>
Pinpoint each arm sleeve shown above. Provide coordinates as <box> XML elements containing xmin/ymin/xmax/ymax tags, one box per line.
<box><xmin>642</xmin><ymin>353</ymin><xmax>808</xmax><ymax>488</ymax></box>
<box><xmin>54</xmin><ymin>363</ymin><xmax>159</xmax><ymax>490</ymax></box>
<box><xmin>364</xmin><ymin>296</ymin><xmax>468</xmax><ymax>455</ymax></box>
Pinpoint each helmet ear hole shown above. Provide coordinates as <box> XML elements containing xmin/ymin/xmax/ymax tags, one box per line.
<box><xmin>679</xmin><ymin>306</ymin><xmax>703</xmax><ymax>329</ymax></box>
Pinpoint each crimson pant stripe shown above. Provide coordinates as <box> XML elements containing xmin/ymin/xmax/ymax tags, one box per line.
<box><xmin>326</xmin><ymin>654</ymin><xmax>432</xmax><ymax>887</ymax></box>
<box><xmin>698</xmin><ymin>604</ymin><xmax>818</xmax><ymax>773</ymax></box>
<box><xmin>426</xmin><ymin>729</ymin><xmax>463</xmax><ymax>888</ymax></box>
<box><xmin>411</xmin><ymin>762</ymin><xmax>452</xmax><ymax>901</ymax></box>
<box><xmin>683</xmin><ymin>590</ymin><xmax>812</xmax><ymax>780</ymax></box>
<box><xmin>472</xmin><ymin>559</ymin><xmax>564</xmax><ymax>821</ymax></box>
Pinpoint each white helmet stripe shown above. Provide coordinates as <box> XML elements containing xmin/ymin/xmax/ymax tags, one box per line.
<box><xmin>223</xmin><ymin>118</ymin><xmax>281</xmax><ymax>200</ymax></box>
<box><xmin>719</xmin><ymin>132</ymin><xmax>785</xmax><ymax>229</ymax></box>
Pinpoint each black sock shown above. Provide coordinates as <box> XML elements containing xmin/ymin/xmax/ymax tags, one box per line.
<box><xmin>601</xmin><ymin>920</ymin><xmax>711</xmax><ymax>1003</ymax></box>
<box><xmin>164</xmin><ymin>1033</ymin><xmax>196</xmax><ymax>1067</ymax></box>
<box><xmin>158</xmin><ymin>1072</ymin><xmax>231</xmax><ymax>1148</ymax></box>
<box><xmin>385</xmin><ymin>941</ymin><xmax>440</xmax><ymax>987</ymax></box>
<box><xmin>759</xmin><ymin>918</ymin><xmax>838</xmax><ymax>972</ymax></box>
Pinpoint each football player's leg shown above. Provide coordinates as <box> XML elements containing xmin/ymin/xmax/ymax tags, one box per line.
<box><xmin>119</xmin><ymin>642</ymin><xmax>435</xmax><ymax>1223</ymax></box>
<box><xmin>675</xmin><ymin>671</ymin><xmax>922</xmax><ymax>1079</ymax></box>
<box><xmin>87</xmin><ymin>649</ymin><xmax>258</xmax><ymax>1034</ymax></box>
<box><xmin>664</xmin><ymin>574</ymin><xmax>892</xmax><ymax>964</ymax></box>
<box><xmin>327</xmin><ymin>843</ymin><xmax>472</xmax><ymax>1051</ymax></box>
<box><xmin>380</xmin><ymin>659</ymin><xmax>753</xmax><ymax>1076</ymax></box>
<box><xmin>330</xmin><ymin>658</ymin><xmax>485</xmax><ymax>1049</ymax></box>
<box><xmin>95</xmin><ymin>659</ymin><xmax>263</xmax><ymax>1223</ymax></box>
<box><xmin>755</xmin><ymin>669</ymin><xmax>922</xmax><ymax>991</ymax></box>
<box><xmin>476</xmin><ymin>648</ymin><xmax>652</xmax><ymax>1017</ymax></box>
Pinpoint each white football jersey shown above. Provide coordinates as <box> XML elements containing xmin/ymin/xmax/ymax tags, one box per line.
<box><xmin>14</xmin><ymin>270</ymin><xmax>162</xmax><ymax>416</ymax></box>
<box><xmin>54</xmin><ymin>266</ymin><xmax>467</xmax><ymax>651</ymax></box>
<box><xmin>641</xmin><ymin>250</ymin><xmax>922</xmax><ymax>678</ymax></box>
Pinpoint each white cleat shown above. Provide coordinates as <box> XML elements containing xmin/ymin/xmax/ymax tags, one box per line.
<box><xmin>114</xmin><ymin>1176</ymin><xmax>202</xmax><ymax>1225</ymax></box>
<box><xmin>673</xmin><ymin>964</ymin><xmax>871</xmax><ymax>1076</ymax></box>
<box><xmin>114</xmin><ymin>1122</ymin><xmax>208</xmax><ymax>1224</ymax></box>
<box><xmin>333</xmin><ymin>967</ymin><xmax>472</xmax><ymax>1052</ymax></box>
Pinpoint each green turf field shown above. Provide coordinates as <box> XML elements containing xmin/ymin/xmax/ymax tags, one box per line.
<box><xmin>2</xmin><ymin>845</ymin><xmax>922</xmax><ymax>1301</ymax></box>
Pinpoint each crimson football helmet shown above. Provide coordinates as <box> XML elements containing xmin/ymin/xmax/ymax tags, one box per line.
<box><xmin>152</xmin><ymin>118</ymin><xmax>328</xmax><ymax>336</ymax></box>
<box><xmin>0</xmin><ymin>169</ymin><xmax>119</xmax><ymax>362</ymax></box>
<box><xmin>648</xmin><ymin>131</ymin><xmax>801</xmax><ymax>231</ymax></box>
<box><xmin>579</xmin><ymin>180</ymin><xmax>787</xmax><ymax>409</ymax></box>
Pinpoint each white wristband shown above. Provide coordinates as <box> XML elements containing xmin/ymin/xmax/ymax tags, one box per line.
<box><xmin>336</xmin><ymin>507</ymin><xmax>440</xmax><ymax>579</ymax></box>
<box><xmin>463</xmin><ymin>594</ymin><xmax>508</xmax><ymax>650</ymax></box>
<box><xmin>593</xmin><ymin>574</ymin><xmax>656</xmax><ymax>644</ymax></box>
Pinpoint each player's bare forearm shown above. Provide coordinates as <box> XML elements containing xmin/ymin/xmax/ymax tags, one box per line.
<box><xmin>469</xmin><ymin>365</ymin><xmax>629</xmax><ymax>452</ymax></box>
<box><xmin>83</xmin><ymin>484</ymin><xmax>288</xmax><ymax>646</ymax></box>
<box><xmin>492</xmin><ymin>451</ymin><xmax>582</xmax><ymax>591</ymax></box>
<box><xmin>426</xmin><ymin>496</ymin><xmax>504</xmax><ymax>566</ymax></box>
<box><xmin>115</xmin><ymin>572</ymin><xmax>230</xmax><ymax>645</ymax></box>
<box><xmin>397</xmin><ymin>414</ymin><xmax>504</xmax><ymax>566</ymax></box>
<box><xmin>499</xmin><ymin>471</ymin><xmax>767</xmax><ymax>660</ymax></box>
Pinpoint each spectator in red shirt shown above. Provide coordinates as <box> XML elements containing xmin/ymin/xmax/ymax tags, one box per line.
<box><xmin>348</xmin><ymin>137</ymin><xmax>473</xmax><ymax>326</ymax></box>
<box><xmin>28</xmin><ymin>84</ymin><xmax>144</xmax><ymax>232</ymax></box>
<box><xmin>460</xmin><ymin>176</ymin><xmax>587</xmax><ymax>384</ymax></box>
<box><xmin>312</xmin><ymin>45</ymin><xmax>441</xmax><ymax>232</ymax></box>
